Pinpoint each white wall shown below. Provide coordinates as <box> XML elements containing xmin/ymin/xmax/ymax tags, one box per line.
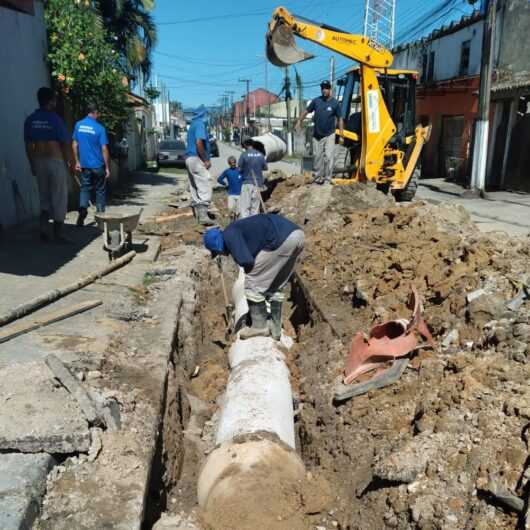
<box><xmin>393</xmin><ymin>19</ymin><xmax>483</xmax><ymax>82</ymax></box>
<box><xmin>0</xmin><ymin>1</ymin><xmax>50</xmax><ymax>227</ymax></box>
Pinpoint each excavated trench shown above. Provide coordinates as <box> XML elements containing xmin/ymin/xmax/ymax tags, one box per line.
<box><xmin>141</xmin><ymin>180</ymin><xmax>528</xmax><ymax>529</ymax></box>
<box><xmin>141</xmin><ymin>253</ymin><xmax>352</xmax><ymax>529</ymax></box>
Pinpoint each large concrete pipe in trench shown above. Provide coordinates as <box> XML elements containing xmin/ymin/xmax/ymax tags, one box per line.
<box><xmin>252</xmin><ymin>132</ymin><xmax>287</xmax><ymax>163</ymax></box>
<box><xmin>197</xmin><ymin>269</ymin><xmax>305</xmax><ymax>515</ymax></box>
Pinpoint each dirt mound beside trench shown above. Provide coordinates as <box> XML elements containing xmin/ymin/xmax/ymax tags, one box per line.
<box><xmin>266</xmin><ymin>178</ymin><xmax>530</xmax><ymax>529</ymax></box>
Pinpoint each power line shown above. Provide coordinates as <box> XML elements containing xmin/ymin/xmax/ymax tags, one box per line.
<box><xmin>157</xmin><ymin>10</ymin><xmax>269</xmax><ymax>25</ymax></box>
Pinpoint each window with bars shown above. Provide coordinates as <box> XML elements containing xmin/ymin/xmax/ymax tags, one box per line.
<box><xmin>459</xmin><ymin>40</ymin><xmax>471</xmax><ymax>76</ymax></box>
<box><xmin>427</xmin><ymin>51</ymin><xmax>435</xmax><ymax>82</ymax></box>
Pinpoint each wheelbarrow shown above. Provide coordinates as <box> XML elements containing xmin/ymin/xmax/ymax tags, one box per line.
<box><xmin>95</xmin><ymin>208</ymin><xmax>143</xmax><ymax>260</ymax></box>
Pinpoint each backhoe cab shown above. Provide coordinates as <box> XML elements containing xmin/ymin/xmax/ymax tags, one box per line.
<box><xmin>266</xmin><ymin>6</ymin><xmax>431</xmax><ymax>201</ymax></box>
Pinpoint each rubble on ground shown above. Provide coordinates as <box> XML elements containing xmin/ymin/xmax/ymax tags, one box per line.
<box><xmin>267</xmin><ymin>176</ymin><xmax>530</xmax><ymax>530</ymax></box>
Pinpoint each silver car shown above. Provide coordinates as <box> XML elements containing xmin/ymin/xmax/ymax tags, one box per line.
<box><xmin>157</xmin><ymin>139</ymin><xmax>186</xmax><ymax>167</ymax></box>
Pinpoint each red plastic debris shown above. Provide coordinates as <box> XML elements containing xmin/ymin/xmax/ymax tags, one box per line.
<box><xmin>343</xmin><ymin>288</ymin><xmax>435</xmax><ymax>385</ymax></box>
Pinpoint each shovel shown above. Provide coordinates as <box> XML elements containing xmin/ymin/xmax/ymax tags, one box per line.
<box><xmin>216</xmin><ymin>257</ymin><xmax>234</xmax><ymax>338</ymax></box>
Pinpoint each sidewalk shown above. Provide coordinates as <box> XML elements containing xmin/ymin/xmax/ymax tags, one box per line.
<box><xmin>417</xmin><ymin>178</ymin><xmax>530</xmax><ymax>237</ymax></box>
<box><xmin>0</xmin><ymin>169</ymin><xmax>196</xmax><ymax>529</ymax></box>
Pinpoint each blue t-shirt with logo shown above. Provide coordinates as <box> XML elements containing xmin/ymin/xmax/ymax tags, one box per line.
<box><xmin>217</xmin><ymin>168</ymin><xmax>243</xmax><ymax>196</ymax></box>
<box><xmin>186</xmin><ymin>119</ymin><xmax>210</xmax><ymax>158</ymax></box>
<box><xmin>307</xmin><ymin>96</ymin><xmax>341</xmax><ymax>139</ymax></box>
<box><xmin>238</xmin><ymin>148</ymin><xmax>268</xmax><ymax>186</ymax></box>
<box><xmin>73</xmin><ymin>116</ymin><xmax>109</xmax><ymax>169</ymax></box>
<box><xmin>24</xmin><ymin>108</ymin><xmax>69</xmax><ymax>143</ymax></box>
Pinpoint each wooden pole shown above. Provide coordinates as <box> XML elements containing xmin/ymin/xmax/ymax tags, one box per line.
<box><xmin>0</xmin><ymin>251</ymin><xmax>136</xmax><ymax>327</ymax></box>
<box><xmin>0</xmin><ymin>300</ymin><xmax>102</xmax><ymax>344</ymax></box>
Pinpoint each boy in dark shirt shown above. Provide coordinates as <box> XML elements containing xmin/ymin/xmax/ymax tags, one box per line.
<box><xmin>238</xmin><ymin>139</ymin><xmax>268</xmax><ymax>218</ymax></box>
<box><xmin>203</xmin><ymin>214</ymin><xmax>304</xmax><ymax>340</ymax></box>
<box><xmin>217</xmin><ymin>156</ymin><xmax>242</xmax><ymax>220</ymax></box>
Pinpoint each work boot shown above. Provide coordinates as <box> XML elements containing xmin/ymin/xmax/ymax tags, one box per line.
<box><xmin>53</xmin><ymin>221</ymin><xmax>70</xmax><ymax>244</ymax></box>
<box><xmin>196</xmin><ymin>204</ymin><xmax>214</xmax><ymax>226</ymax></box>
<box><xmin>269</xmin><ymin>300</ymin><xmax>283</xmax><ymax>341</ymax></box>
<box><xmin>76</xmin><ymin>208</ymin><xmax>87</xmax><ymax>227</ymax></box>
<box><xmin>240</xmin><ymin>301</ymin><xmax>270</xmax><ymax>340</ymax></box>
<box><xmin>39</xmin><ymin>210</ymin><xmax>50</xmax><ymax>241</ymax></box>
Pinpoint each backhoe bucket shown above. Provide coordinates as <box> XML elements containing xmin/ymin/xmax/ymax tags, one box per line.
<box><xmin>266</xmin><ymin>22</ymin><xmax>314</xmax><ymax>66</ymax></box>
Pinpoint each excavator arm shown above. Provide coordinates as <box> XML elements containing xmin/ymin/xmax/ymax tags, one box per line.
<box><xmin>266</xmin><ymin>6</ymin><xmax>393</xmax><ymax>68</ymax></box>
<box><xmin>266</xmin><ymin>6</ymin><xmax>428</xmax><ymax>199</ymax></box>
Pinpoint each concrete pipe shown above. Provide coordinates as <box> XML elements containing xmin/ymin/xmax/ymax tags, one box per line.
<box><xmin>197</xmin><ymin>267</ymin><xmax>305</xmax><ymax>520</ymax></box>
<box><xmin>218</xmin><ymin>336</ymin><xmax>296</xmax><ymax>448</ymax></box>
<box><xmin>252</xmin><ymin>132</ymin><xmax>287</xmax><ymax>163</ymax></box>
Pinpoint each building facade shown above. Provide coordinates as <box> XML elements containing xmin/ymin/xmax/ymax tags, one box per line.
<box><xmin>393</xmin><ymin>12</ymin><xmax>484</xmax><ymax>182</ymax></box>
<box><xmin>0</xmin><ymin>0</ymin><xmax>50</xmax><ymax>228</ymax></box>
<box><xmin>488</xmin><ymin>0</ymin><xmax>530</xmax><ymax>191</ymax></box>
<box><xmin>233</xmin><ymin>89</ymin><xmax>278</xmax><ymax>126</ymax></box>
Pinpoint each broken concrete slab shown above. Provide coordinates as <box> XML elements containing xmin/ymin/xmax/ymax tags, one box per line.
<box><xmin>0</xmin><ymin>452</ymin><xmax>56</xmax><ymax>530</ymax></box>
<box><xmin>0</xmin><ymin>361</ymin><xmax>91</xmax><ymax>453</ymax></box>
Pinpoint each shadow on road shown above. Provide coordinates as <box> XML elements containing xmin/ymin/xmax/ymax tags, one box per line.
<box><xmin>0</xmin><ymin>222</ymin><xmax>101</xmax><ymax>277</ymax></box>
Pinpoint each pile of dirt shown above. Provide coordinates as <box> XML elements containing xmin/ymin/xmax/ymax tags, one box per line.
<box><xmin>267</xmin><ymin>178</ymin><xmax>530</xmax><ymax>530</ymax></box>
<box><xmin>271</xmin><ymin>178</ymin><xmax>530</xmax><ymax>347</ymax></box>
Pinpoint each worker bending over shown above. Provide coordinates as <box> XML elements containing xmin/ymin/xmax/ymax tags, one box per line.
<box><xmin>238</xmin><ymin>139</ymin><xmax>268</xmax><ymax>218</ymax></box>
<box><xmin>203</xmin><ymin>214</ymin><xmax>304</xmax><ymax>340</ymax></box>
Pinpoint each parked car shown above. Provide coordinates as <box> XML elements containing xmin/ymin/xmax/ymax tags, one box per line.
<box><xmin>157</xmin><ymin>139</ymin><xmax>186</xmax><ymax>167</ymax></box>
<box><xmin>209</xmin><ymin>135</ymin><xmax>219</xmax><ymax>158</ymax></box>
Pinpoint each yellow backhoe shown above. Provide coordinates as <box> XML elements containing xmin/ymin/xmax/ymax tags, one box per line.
<box><xmin>266</xmin><ymin>6</ymin><xmax>431</xmax><ymax>201</ymax></box>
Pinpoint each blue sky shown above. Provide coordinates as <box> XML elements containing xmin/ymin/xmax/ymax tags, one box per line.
<box><xmin>151</xmin><ymin>0</ymin><xmax>476</xmax><ymax>108</ymax></box>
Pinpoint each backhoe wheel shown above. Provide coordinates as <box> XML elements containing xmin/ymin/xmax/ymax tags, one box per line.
<box><xmin>394</xmin><ymin>167</ymin><xmax>420</xmax><ymax>202</ymax></box>
<box><xmin>376</xmin><ymin>182</ymin><xmax>390</xmax><ymax>195</ymax></box>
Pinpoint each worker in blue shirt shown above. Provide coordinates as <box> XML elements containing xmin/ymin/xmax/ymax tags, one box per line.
<box><xmin>24</xmin><ymin>87</ymin><xmax>71</xmax><ymax>242</ymax></box>
<box><xmin>295</xmin><ymin>80</ymin><xmax>344</xmax><ymax>185</ymax></box>
<box><xmin>186</xmin><ymin>105</ymin><xmax>214</xmax><ymax>226</ymax></box>
<box><xmin>203</xmin><ymin>214</ymin><xmax>304</xmax><ymax>340</ymax></box>
<box><xmin>238</xmin><ymin>139</ymin><xmax>268</xmax><ymax>218</ymax></box>
<box><xmin>217</xmin><ymin>156</ymin><xmax>242</xmax><ymax>220</ymax></box>
<box><xmin>72</xmin><ymin>102</ymin><xmax>110</xmax><ymax>226</ymax></box>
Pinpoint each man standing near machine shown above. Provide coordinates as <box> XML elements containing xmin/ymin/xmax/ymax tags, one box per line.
<box><xmin>295</xmin><ymin>80</ymin><xmax>343</xmax><ymax>184</ymax></box>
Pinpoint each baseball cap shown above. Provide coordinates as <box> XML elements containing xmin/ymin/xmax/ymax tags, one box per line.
<box><xmin>320</xmin><ymin>80</ymin><xmax>332</xmax><ymax>89</ymax></box>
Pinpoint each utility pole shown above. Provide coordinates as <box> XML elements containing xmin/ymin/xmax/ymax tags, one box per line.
<box><xmin>284</xmin><ymin>67</ymin><xmax>293</xmax><ymax>155</ymax></box>
<box><xmin>224</xmin><ymin>90</ymin><xmax>235</xmax><ymax>140</ymax></box>
<box><xmin>266</xmin><ymin>60</ymin><xmax>271</xmax><ymax>131</ymax></box>
<box><xmin>238</xmin><ymin>78</ymin><xmax>251</xmax><ymax>127</ymax></box>
<box><xmin>470</xmin><ymin>0</ymin><xmax>497</xmax><ymax>194</ymax></box>
<box><xmin>330</xmin><ymin>56</ymin><xmax>336</xmax><ymax>93</ymax></box>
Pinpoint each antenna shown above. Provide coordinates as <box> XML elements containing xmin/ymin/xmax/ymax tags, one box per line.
<box><xmin>363</xmin><ymin>0</ymin><xmax>396</xmax><ymax>49</ymax></box>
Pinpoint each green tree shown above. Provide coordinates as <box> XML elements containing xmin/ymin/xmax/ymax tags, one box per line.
<box><xmin>144</xmin><ymin>85</ymin><xmax>161</xmax><ymax>102</ymax></box>
<box><xmin>170</xmin><ymin>100</ymin><xmax>183</xmax><ymax>114</ymax></box>
<box><xmin>45</xmin><ymin>0</ymin><xmax>128</xmax><ymax>132</ymax></box>
<box><xmin>95</xmin><ymin>0</ymin><xmax>157</xmax><ymax>81</ymax></box>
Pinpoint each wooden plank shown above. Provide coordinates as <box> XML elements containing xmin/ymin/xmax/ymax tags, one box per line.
<box><xmin>154</xmin><ymin>211</ymin><xmax>193</xmax><ymax>223</ymax></box>
<box><xmin>0</xmin><ymin>251</ymin><xmax>135</xmax><ymax>327</ymax></box>
<box><xmin>0</xmin><ymin>300</ymin><xmax>102</xmax><ymax>344</ymax></box>
<box><xmin>44</xmin><ymin>354</ymin><xmax>99</xmax><ymax>425</ymax></box>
